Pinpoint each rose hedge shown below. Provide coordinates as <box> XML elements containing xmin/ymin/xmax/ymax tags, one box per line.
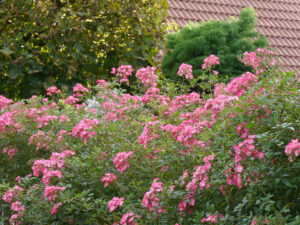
<box><xmin>0</xmin><ymin>50</ymin><xmax>299</xmax><ymax>225</ymax></box>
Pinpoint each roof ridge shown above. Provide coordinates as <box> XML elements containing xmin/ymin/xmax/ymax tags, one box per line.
<box><xmin>169</xmin><ymin>6</ymin><xmax>300</xmax><ymax>22</ymax></box>
<box><xmin>169</xmin><ymin>0</ymin><xmax>300</xmax><ymax>12</ymax></box>
<box><xmin>193</xmin><ymin>0</ymin><xmax>300</xmax><ymax>6</ymax></box>
<box><xmin>271</xmin><ymin>45</ymin><xmax>300</xmax><ymax>49</ymax></box>
<box><xmin>257</xmin><ymin>17</ymin><xmax>300</xmax><ymax>22</ymax></box>
<box><xmin>258</xmin><ymin>24</ymin><xmax>300</xmax><ymax>31</ymax></box>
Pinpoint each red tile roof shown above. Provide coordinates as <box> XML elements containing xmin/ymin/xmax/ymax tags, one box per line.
<box><xmin>167</xmin><ymin>0</ymin><xmax>300</xmax><ymax>72</ymax></box>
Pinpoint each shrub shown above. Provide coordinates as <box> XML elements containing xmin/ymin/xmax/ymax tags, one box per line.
<box><xmin>0</xmin><ymin>0</ymin><xmax>168</xmax><ymax>99</ymax></box>
<box><xmin>161</xmin><ymin>7</ymin><xmax>269</xmax><ymax>82</ymax></box>
<box><xmin>1</xmin><ymin>51</ymin><xmax>299</xmax><ymax>224</ymax></box>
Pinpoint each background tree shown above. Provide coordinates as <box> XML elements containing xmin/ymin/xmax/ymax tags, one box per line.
<box><xmin>161</xmin><ymin>7</ymin><xmax>269</xmax><ymax>82</ymax></box>
<box><xmin>0</xmin><ymin>0</ymin><xmax>168</xmax><ymax>99</ymax></box>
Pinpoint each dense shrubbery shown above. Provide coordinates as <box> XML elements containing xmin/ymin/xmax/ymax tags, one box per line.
<box><xmin>1</xmin><ymin>50</ymin><xmax>300</xmax><ymax>225</ymax></box>
<box><xmin>0</xmin><ymin>0</ymin><xmax>168</xmax><ymax>99</ymax></box>
<box><xmin>161</xmin><ymin>7</ymin><xmax>269</xmax><ymax>82</ymax></box>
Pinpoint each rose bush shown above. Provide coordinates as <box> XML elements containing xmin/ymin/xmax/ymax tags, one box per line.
<box><xmin>1</xmin><ymin>50</ymin><xmax>299</xmax><ymax>224</ymax></box>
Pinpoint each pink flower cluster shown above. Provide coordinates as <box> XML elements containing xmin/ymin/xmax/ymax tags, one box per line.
<box><xmin>141</xmin><ymin>87</ymin><xmax>169</xmax><ymax>105</ymax></box>
<box><xmin>176</xmin><ymin>157</ymin><xmax>214</xmax><ymax>216</ymax></box>
<box><xmin>138</xmin><ymin>121</ymin><xmax>160</xmax><ymax>149</ymax></box>
<box><xmin>178</xmin><ymin>195</ymin><xmax>195</xmax><ymax>216</ymax></box>
<box><xmin>201</xmin><ymin>214</ymin><xmax>223</xmax><ymax>223</ymax></box>
<box><xmin>243</xmin><ymin>48</ymin><xmax>277</xmax><ymax>75</ymax></box>
<box><xmin>41</xmin><ymin>170</ymin><xmax>63</xmax><ymax>185</ymax></box>
<box><xmin>162</xmin><ymin>121</ymin><xmax>207</xmax><ymax>150</ymax></box>
<box><xmin>101</xmin><ymin>172</ymin><xmax>117</xmax><ymax>187</ymax></box>
<box><xmin>204</xmin><ymin>94</ymin><xmax>235</xmax><ymax>117</ymax></box>
<box><xmin>164</xmin><ymin>93</ymin><xmax>201</xmax><ymax>117</ymax></box>
<box><xmin>120</xmin><ymin>211</ymin><xmax>140</xmax><ymax>225</ymax></box>
<box><xmin>24</xmin><ymin>107</ymin><xmax>46</xmax><ymax>120</ymax></box>
<box><xmin>2</xmin><ymin>185</ymin><xmax>24</xmax><ymax>203</ymax></box>
<box><xmin>236</xmin><ymin>122</ymin><xmax>249</xmax><ymax>139</ymax></box>
<box><xmin>104</xmin><ymin>103</ymin><xmax>140</xmax><ymax>121</ymax></box>
<box><xmin>28</xmin><ymin>131</ymin><xmax>52</xmax><ymax>151</ymax></box>
<box><xmin>0</xmin><ymin>95</ymin><xmax>13</xmax><ymax>110</ymax></box>
<box><xmin>0</xmin><ymin>112</ymin><xmax>23</xmax><ymax>135</ymax></box>
<box><xmin>98</xmin><ymin>92</ymin><xmax>142</xmax><ymax>121</ymax></box>
<box><xmin>111</xmin><ymin>65</ymin><xmax>134</xmax><ymax>86</ymax></box>
<box><xmin>201</xmin><ymin>54</ymin><xmax>220</xmax><ymax>70</ymax></box>
<box><xmin>3</xmin><ymin>148</ymin><xmax>18</xmax><ymax>159</ymax></box>
<box><xmin>72</xmin><ymin>118</ymin><xmax>99</xmax><ymax>144</ymax></box>
<box><xmin>113</xmin><ymin>211</ymin><xmax>140</xmax><ymax>225</ymax></box>
<box><xmin>285</xmin><ymin>139</ymin><xmax>300</xmax><ymax>161</ymax></box>
<box><xmin>142</xmin><ymin>178</ymin><xmax>164</xmax><ymax>212</ymax></box>
<box><xmin>108</xmin><ymin>197</ymin><xmax>124</xmax><ymax>212</ymax></box>
<box><xmin>233</xmin><ymin>135</ymin><xmax>264</xmax><ymax>164</ymax></box>
<box><xmin>31</xmin><ymin>151</ymin><xmax>74</xmax><ymax>204</ymax></box>
<box><xmin>65</xmin><ymin>95</ymin><xmax>80</xmax><ymax>105</ymax></box>
<box><xmin>36</xmin><ymin>114</ymin><xmax>58</xmax><ymax>128</ymax></box>
<box><xmin>96</xmin><ymin>79</ymin><xmax>108</xmax><ymax>88</ymax></box>
<box><xmin>32</xmin><ymin>150</ymin><xmax>75</xmax><ymax>204</ymax></box>
<box><xmin>177</xmin><ymin>63</ymin><xmax>193</xmax><ymax>79</ymax></box>
<box><xmin>180</xmin><ymin>170</ymin><xmax>189</xmax><ymax>185</ymax></box>
<box><xmin>15</xmin><ymin>176</ymin><xmax>22</xmax><ymax>184</ymax></box>
<box><xmin>11</xmin><ymin>201</ymin><xmax>25</xmax><ymax>212</ymax></box>
<box><xmin>32</xmin><ymin>150</ymin><xmax>75</xmax><ymax>177</ymax></box>
<box><xmin>56</xmin><ymin>129</ymin><xmax>70</xmax><ymax>143</ymax></box>
<box><xmin>73</xmin><ymin>83</ymin><xmax>89</xmax><ymax>97</ymax></box>
<box><xmin>2</xmin><ymin>186</ymin><xmax>25</xmax><ymax>225</ymax></box>
<box><xmin>9</xmin><ymin>212</ymin><xmax>23</xmax><ymax>225</ymax></box>
<box><xmin>44</xmin><ymin>185</ymin><xmax>66</xmax><ymax>201</ymax></box>
<box><xmin>113</xmin><ymin>151</ymin><xmax>134</xmax><ymax>174</ymax></box>
<box><xmin>224</xmin><ymin>72</ymin><xmax>258</xmax><ymax>96</ymax></box>
<box><xmin>51</xmin><ymin>203</ymin><xmax>62</xmax><ymax>215</ymax></box>
<box><xmin>186</xmin><ymin>154</ymin><xmax>214</xmax><ymax>193</ymax></box>
<box><xmin>46</xmin><ymin>86</ymin><xmax>61</xmax><ymax>96</ymax></box>
<box><xmin>101</xmin><ymin>101</ymin><xmax>116</xmax><ymax>112</ymax></box>
<box><xmin>227</xmin><ymin>135</ymin><xmax>264</xmax><ymax>188</ymax></box>
<box><xmin>136</xmin><ymin>66</ymin><xmax>158</xmax><ymax>87</ymax></box>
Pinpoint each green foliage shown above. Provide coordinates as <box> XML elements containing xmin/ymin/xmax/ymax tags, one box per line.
<box><xmin>0</xmin><ymin>0</ymin><xmax>168</xmax><ymax>99</ymax></box>
<box><xmin>161</xmin><ymin>7</ymin><xmax>269</xmax><ymax>81</ymax></box>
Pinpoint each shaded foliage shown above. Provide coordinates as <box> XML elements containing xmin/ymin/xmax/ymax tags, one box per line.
<box><xmin>0</xmin><ymin>0</ymin><xmax>168</xmax><ymax>98</ymax></box>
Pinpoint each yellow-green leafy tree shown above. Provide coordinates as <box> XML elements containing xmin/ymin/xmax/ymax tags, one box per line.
<box><xmin>0</xmin><ymin>0</ymin><xmax>168</xmax><ymax>98</ymax></box>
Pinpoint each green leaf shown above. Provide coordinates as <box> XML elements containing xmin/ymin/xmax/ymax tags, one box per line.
<box><xmin>8</xmin><ymin>67</ymin><xmax>19</xmax><ymax>79</ymax></box>
<box><xmin>245</xmin><ymin>123</ymin><xmax>255</xmax><ymax>128</ymax></box>
<box><xmin>0</xmin><ymin>48</ymin><xmax>14</xmax><ymax>56</ymax></box>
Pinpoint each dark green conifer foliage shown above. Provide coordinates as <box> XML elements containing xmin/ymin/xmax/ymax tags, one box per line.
<box><xmin>161</xmin><ymin>7</ymin><xmax>269</xmax><ymax>81</ymax></box>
